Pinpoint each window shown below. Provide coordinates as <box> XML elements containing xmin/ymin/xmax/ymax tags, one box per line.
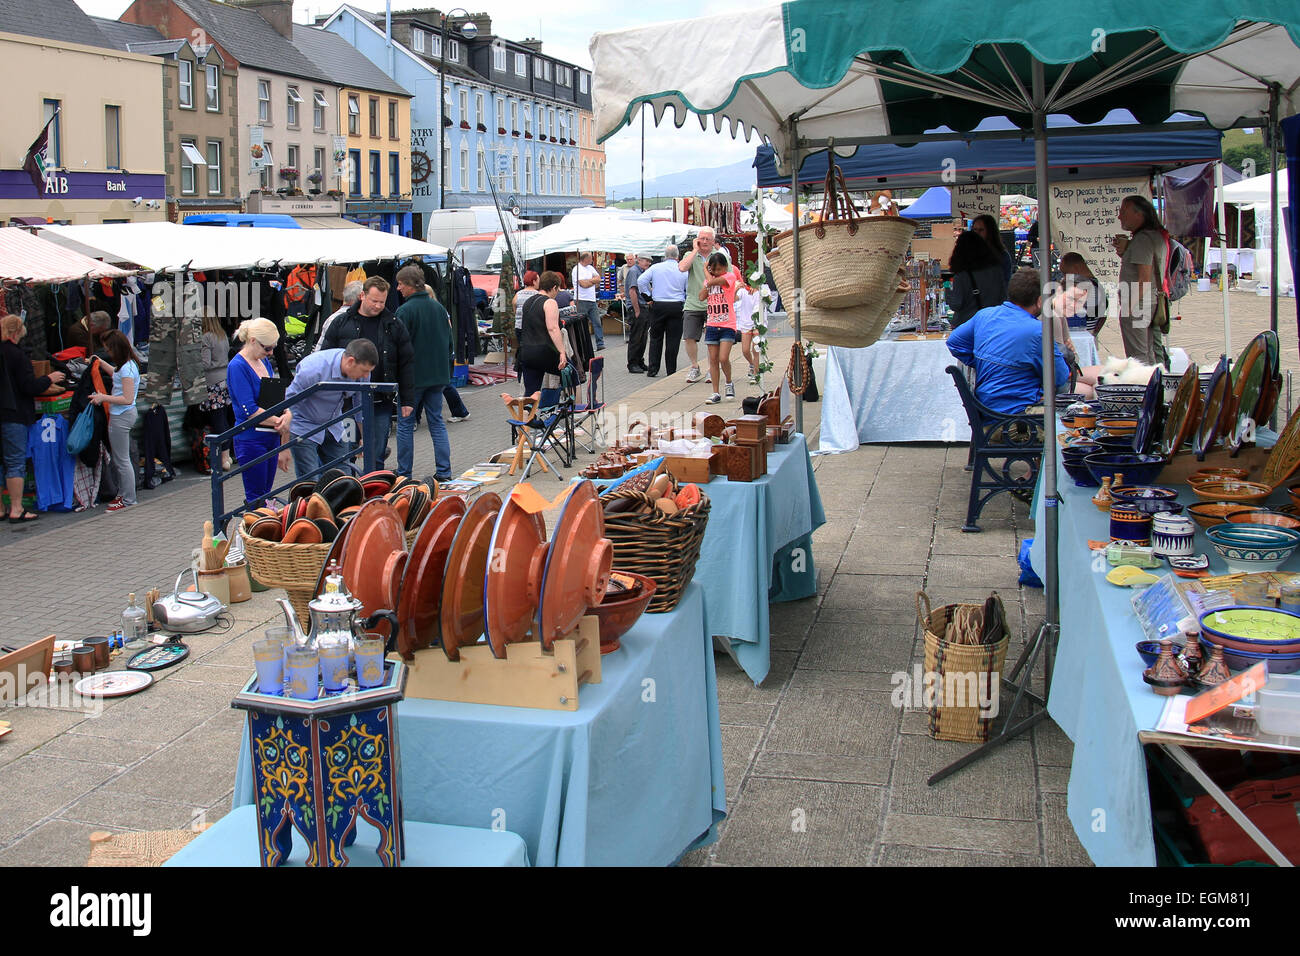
<box><xmin>558</xmin><ymin>67</ymin><xmax>569</xmax><ymax>87</ymax></box>
<box><xmin>388</xmin><ymin>100</ymin><xmax>397</xmax><ymax>139</ymax></box>
<box><xmin>205</xmin><ymin>63</ymin><xmax>220</xmax><ymax>111</ymax></box>
<box><xmin>515</xmin><ymin>52</ymin><xmax>526</xmax><ymax>76</ymax></box>
<box><xmin>348</xmin><ymin>94</ymin><xmax>360</xmax><ymax>135</ymax></box>
<box><xmin>430</xmin><ymin>33</ymin><xmax>441</xmax><ymax>57</ymax></box>
<box><xmin>459</xmin><ymin>143</ymin><xmax>468</xmax><ymax>191</ymax></box>
<box><xmin>313</xmin><ymin>146</ymin><xmax>325</xmax><ymax>184</ymax></box>
<box><xmin>511</xmin><ymin>151</ymin><xmax>518</xmax><ymax>191</ymax></box>
<box><xmin>286</xmin><ymin>144</ymin><xmax>299</xmax><ymax>176</ymax></box>
<box><xmin>180</xmin><ymin>139</ymin><xmax>201</xmax><ymax>194</ymax></box>
<box><xmin>449</xmin><ymin>39</ymin><xmax>459</xmax><ymax>61</ymax></box>
<box><xmin>537</xmin><ymin>156</ymin><xmax>545</xmax><ymax>193</ymax></box>
<box><xmin>104</xmin><ymin>105</ymin><xmax>121</xmax><ymax>170</ymax></box>
<box><xmin>458</xmin><ymin>89</ymin><xmax>467</xmax><ymax>122</ymax></box>
<box><xmin>549</xmin><ymin>108</ymin><xmax>555</xmax><ymax>136</ymax></box>
<box><xmin>369</xmin><ymin>151</ymin><xmax>380</xmax><ymax>196</ymax></box>
<box><xmin>544</xmin><ymin>60</ymin><xmax>552</xmax><ymax>81</ymax></box>
<box><xmin>43</xmin><ymin>99</ymin><xmax>61</xmax><ymax>168</ymax></box>
<box><xmin>534</xmin><ymin>57</ymin><xmax>543</xmax><ymax>78</ymax></box>
<box><xmin>524</xmin><ymin>156</ymin><xmax>532</xmax><ymax>193</ymax></box>
<box><xmin>179</xmin><ymin>59</ymin><xmax>194</xmax><ymax>108</ymax></box>
<box><xmin>443</xmin><ymin>141</ymin><xmax>451</xmax><ymax>191</ymax></box>
<box><xmin>412</xmin><ymin>28</ymin><xmax>424</xmax><ymax>52</ymax></box>
<box><xmin>389</xmin><ymin>152</ymin><xmax>399</xmax><ymax>197</ymax></box>
<box><xmin>580</xmin><ymin>72</ymin><xmax>588</xmax><ymax>94</ymax></box>
<box><xmin>476</xmin><ymin>144</ymin><xmax>484</xmax><ymax>190</ymax></box>
<box><xmin>369</xmin><ymin>97</ymin><xmax>379</xmax><ymax>137</ymax></box>
<box><xmin>260</xmin><ymin>141</ymin><xmax>273</xmax><ymax>188</ymax></box>
<box><xmin>558</xmin><ymin>112</ymin><xmax>566</xmax><ymax>142</ymax></box>
<box><xmin>313</xmin><ymin>90</ymin><xmax>327</xmax><ymax>130</ymax></box>
<box><xmin>206</xmin><ymin>140</ymin><xmax>222</xmax><ymax>194</ymax></box>
<box><xmin>287</xmin><ymin>86</ymin><xmax>301</xmax><ymax>127</ymax></box>
<box><xmin>509</xmin><ymin>100</ymin><xmax>517</xmax><ymax>132</ymax></box>
<box><xmin>475</xmin><ymin>92</ymin><xmax>484</xmax><ymax>127</ymax></box>
<box><xmin>348</xmin><ymin>149</ymin><xmax>361</xmax><ymax>196</ymax></box>
<box><xmin>523</xmin><ymin>105</ymin><xmax>531</xmax><ymax>136</ymax></box>
<box><xmin>540</xmin><ymin>108</ymin><xmax>547</xmax><ymax>138</ymax></box>
<box><xmin>493</xmin><ymin>45</ymin><xmax>506</xmax><ymax>71</ymax></box>
<box><xmin>257</xmin><ymin>79</ymin><xmax>270</xmax><ymax>122</ymax></box>
<box><xmin>549</xmin><ymin>154</ymin><xmax>555</xmax><ymax>193</ymax></box>
<box><xmin>496</xmin><ymin>96</ymin><xmax>504</xmax><ymax>129</ymax></box>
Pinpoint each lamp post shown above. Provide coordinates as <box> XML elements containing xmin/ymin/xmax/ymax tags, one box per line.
<box><xmin>437</xmin><ymin>9</ymin><xmax>478</xmax><ymax>209</ymax></box>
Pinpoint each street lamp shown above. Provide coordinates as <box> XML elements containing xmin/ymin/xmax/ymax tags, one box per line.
<box><xmin>437</xmin><ymin>9</ymin><xmax>478</xmax><ymax>209</ymax></box>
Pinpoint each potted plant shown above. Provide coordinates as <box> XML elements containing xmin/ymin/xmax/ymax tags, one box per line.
<box><xmin>524</xmin><ymin>131</ymin><xmax>533</xmax><ymax>139</ymax></box>
<box><xmin>512</xmin><ymin>130</ymin><xmax>521</xmax><ymax>137</ymax></box>
<box><xmin>279</xmin><ymin>165</ymin><xmax>299</xmax><ymax>183</ymax></box>
<box><xmin>459</xmin><ymin>120</ymin><xmax>471</xmax><ymax>129</ymax></box>
<box><xmin>307</xmin><ymin>170</ymin><xmax>324</xmax><ymax>187</ymax></box>
<box><xmin>442</xmin><ymin>117</ymin><xmax>453</xmax><ymax>128</ymax></box>
<box><xmin>477</xmin><ymin>123</ymin><xmax>487</xmax><ymax>133</ymax></box>
<box><xmin>325</xmin><ymin>188</ymin><xmax>342</xmax><ymax>198</ymax></box>
<box><xmin>498</xmin><ymin>126</ymin><xmax>507</xmax><ymax>135</ymax></box>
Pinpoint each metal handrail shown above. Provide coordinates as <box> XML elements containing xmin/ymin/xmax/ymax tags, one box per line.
<box><xmin>206</xmin><ymin>380</ymin><xmax>397</xmax><ymax>529</ymax></box>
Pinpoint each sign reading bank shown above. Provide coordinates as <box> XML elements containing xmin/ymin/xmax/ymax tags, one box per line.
<box><xmin>0</xmin><ymin>169</ymin><xmax>165</xmax><ymax>201</ymax></box>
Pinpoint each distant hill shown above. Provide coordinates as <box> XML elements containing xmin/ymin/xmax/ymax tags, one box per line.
<box><xmin>607</xmin><ymin>157</ymin><xmax>758</xmax><ymax>202</ymax></box>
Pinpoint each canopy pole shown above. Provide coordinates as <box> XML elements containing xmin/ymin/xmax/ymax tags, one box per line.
<box><xmin>790</xmin><ymin>114</ymin><xmax>803</xmax><ymax>436</ymax></box>
<box><xmin>1031</xmin><ymin>60</ymin><xmax>1058</xmax><ymax>690</ymax></box>
<box><xmin>1216</xmin><ymin>160</ymin><xmax>1232</xmax><ymax>358</ymax></box>
<box><xmin>1268</xmin><ymin>85</ymin><xmax>1280</xmax><ymax>341</ymax></box>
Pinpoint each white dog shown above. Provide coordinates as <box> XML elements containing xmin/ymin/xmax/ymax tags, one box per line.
<box><xmin>1094</xmin><ymin>356</ymin><xmax>1157</xmax><ymax>386</ymax></box>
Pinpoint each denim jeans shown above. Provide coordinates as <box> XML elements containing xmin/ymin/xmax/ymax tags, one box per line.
<box><xmin>577</xmin><ymin>299</ymin><xmax>603</xmax><ymax>346</ymax></box>
<box><xmin>1</xmin><ymin>421</ymin><xmax>27</xmax><ymax>481</ymax></box>
<box><xmin>368</xmin><ymin>405</ymin><xmax>394</xmax><ymax>469</ymax></box>
<box><xmin>291</xmin><ymin>430</ymin><xmax>354</xmax><ymax>481</ymax></box>
<box><xmin>443</xmin><ymin>385</ymin><xmax>469</xmax><ymax>419</ymax></box>
<box><xmin>398</xmin><ymin>386</ymin><xmax>450</xmax><ymax>479</ymax></box>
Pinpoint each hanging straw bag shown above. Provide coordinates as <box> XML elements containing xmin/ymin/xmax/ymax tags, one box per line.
<box><xmin>766</xmin><ymin>161</ymin><xmax>917</xmax><ymax>312</ymax></box>
<box><xmin>917</xmin><ymin>590</ymin><xmax>1010</xmax><ymax>744</ymax></box>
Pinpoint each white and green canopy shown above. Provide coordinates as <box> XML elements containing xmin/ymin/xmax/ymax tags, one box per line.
<box><xmin>593</xmin><ymin>0</ymin><xmax>1300</xmax><ymax>161</ymax></box>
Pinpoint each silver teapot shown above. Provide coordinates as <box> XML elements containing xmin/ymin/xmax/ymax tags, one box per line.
<box><xmin>277</xmin><ymin>563</ymin><xmax>399</xmax><ymax>657</ymax></box>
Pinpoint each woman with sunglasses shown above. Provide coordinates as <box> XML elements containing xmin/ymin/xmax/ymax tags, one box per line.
<box><xmin>228</xmin><ymin>318</ymin><xmax>291</xmax><ymax>506</ymax></box>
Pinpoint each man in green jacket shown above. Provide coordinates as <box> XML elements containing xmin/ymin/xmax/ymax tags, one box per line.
<box><xmin>394</xmin><ymin>264</ymin><xmax>453</xmax><ymax>481</ymax></box>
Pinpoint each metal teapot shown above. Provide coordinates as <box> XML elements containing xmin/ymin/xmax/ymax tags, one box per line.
<box><xmin>277</xmin><ymin>563</ymin><xmax>399</xmax><ymax>656</ymax></box>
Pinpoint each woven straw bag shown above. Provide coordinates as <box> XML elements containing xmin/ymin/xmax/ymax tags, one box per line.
<box><xmin>916</xmin><ymin>591</ymin><xmax>1009</xmax><ymax>744</ymax></box>
<box><xmin>767</xmin><ymin>162</ymin><xmax>917</xmax><ymax>313</ymax></box>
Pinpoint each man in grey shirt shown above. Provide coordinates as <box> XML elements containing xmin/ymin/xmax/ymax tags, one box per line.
<box><xmin>623</xmin><ymin>253</ymin><xmax>650</xmax><ymax>373</ymax></box>
<box><xmin>1113</xmin><ymin>194</ymin><xmax>1168</xmax><ymax>367</ymax></box>
<box><xmin>637</xmin><ymin>245</ymin><xmax>688</xmax><ymax>378</ymax></box>
<box><xmin>677</xmin><ymin>226</ymin><xmax>729</xmax><ymax>384</ymax></box>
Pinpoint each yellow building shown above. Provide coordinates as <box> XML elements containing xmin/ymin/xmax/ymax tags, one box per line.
<box><xmin>0</xmin><ymin>30</ymin><xmax>166</xmax><ymax>225</ymax></box>
<box><xmin>291</xmin><ymin>26</ymin><xmax>413</xmax><ymax>233</ymax></box>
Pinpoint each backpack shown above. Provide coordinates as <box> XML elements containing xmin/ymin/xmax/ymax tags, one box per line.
<box><xmin>283</xmin><ymin>264</ymin><xmax>317</xmax><ymax>312</ymax></box>
<box><xmin>1166</xmin><ymin>237</ymin><xmax>1194</xmax><ymax>302</ymax></box>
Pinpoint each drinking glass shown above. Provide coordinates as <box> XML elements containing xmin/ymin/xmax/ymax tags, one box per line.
<box><xmin>354</xmin><ymin>637</ymin><xmax>386</xmax><ymax>689</ymax></box>
<box><xmin>285</xmin><ymin>648</ymin><xmax>320</xmax><ymax>700</ymax></box>
<box><xmin>264</xmin><ymin>626</ymin><xmax>296</xmax><ymax>668</ymax></box>
<box><xmin>252</xmin><ymin>638</ymin><xmax>285</xmax><ymax>694</ymax></box>
<box><xmin>318</xmin><ymin>638</ymin><xmax>350</xmax><ymax>692</ymax></box>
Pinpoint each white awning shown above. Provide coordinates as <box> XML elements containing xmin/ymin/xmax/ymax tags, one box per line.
<box><xmin>486</xmin><ymin>216</ymin><xmax>698</xmax><ymax>266</ymax></box>
<box><xmin>0</xmin><ymin>227</ymin><xmax>135</xmax><ymax>283</ymax></box>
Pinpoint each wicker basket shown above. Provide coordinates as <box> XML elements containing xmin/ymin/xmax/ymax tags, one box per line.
<box><xmin>917</xmin><ymin>591</ymin><xmax>1010</xmax><ymax>744</ymax></box>
<box><xmin>599</xmin><ymin>484</ymin><xmax>711</xmax><ymax>613</ymax></box>
<box><xmin>239</xmin><ymin>524</ymin><xmax>420</xmax><ymax>621</ymax></box>
<box><xmin>766</xmin><ymin>164</ymin><xmax>917</xmax><ymax>311</ymax></box>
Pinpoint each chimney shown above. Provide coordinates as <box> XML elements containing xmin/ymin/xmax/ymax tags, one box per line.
<box><xmin>519</xmin><ymin>37</ymin><xmax>542</xmax><ymax>53</ymax></box>
<box><xmin>229</xmin><ymin>0</ymin><xmax>293</xmax><ymax>39</ymax></box>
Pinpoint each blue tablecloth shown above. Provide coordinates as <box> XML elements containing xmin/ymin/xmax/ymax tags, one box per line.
<box><xmin>166</xmin><ymin>804</ymin><xmax>530</xmax><ymax>867</ymax></box>
<box><xmin>695</xmin><ymin>435</ymin><xmax>826</xmax><ymax>684</ymax></box>
<box><xmin>1029</xmin><ymin>440</ymin><xmax>1294</xmax><ymax>867</ymax></box>
<box><xmin>234</xmin><ymin>582</ymin><xmax>725</xmax><ymax>867</ymax></box>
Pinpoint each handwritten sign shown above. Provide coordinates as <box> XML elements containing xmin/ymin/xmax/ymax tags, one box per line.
<box><xmin>951</xmin><ymin>184</ymin><xmax>1000</xmax><ymax>220</ymax></box>
<box><xmin>1049</xmin><ymin>178</ymin><xmax>1151</xmax><ymax>287</ymax></box>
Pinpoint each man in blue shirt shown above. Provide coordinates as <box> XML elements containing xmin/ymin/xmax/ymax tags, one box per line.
<box><xmin>636</xmin><ymin>245</ymin><xmax>689</xmax><ymax>377</ymax></box>
<box><xmin>284</xmin><ymin>339</ymin><xmax>377</xmax><ymax>479</ymax></box>
<box><xmin>947</xmin><ymin>269</ymin><xmax>1071</xmax><ymax>415</ymax></box>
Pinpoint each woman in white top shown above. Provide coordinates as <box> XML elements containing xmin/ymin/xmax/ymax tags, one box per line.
<box><xmin>89</xmin><ymin>330</ymin><xmax>142</xmax><ymax>512</ymax></box>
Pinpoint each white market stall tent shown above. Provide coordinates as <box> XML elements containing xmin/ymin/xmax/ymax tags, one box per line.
<box><xmin>38</xmin><ymin>222</ymin><xmax>447</xmax><ymax>273</ymax></box>
<box><xmin>0</xmin><ymin>227</ymin><xmax>135</xmax><ymax>283</ymax></box>
<box><xmin>486</xmin><ymin>216</ymin><xmax>698</xmax><ymax>266</ymax></box>
<box><xmin>1222</xmin><ymin>171</ymin><xmax>1294</xmax><ymax>294</ymax></box>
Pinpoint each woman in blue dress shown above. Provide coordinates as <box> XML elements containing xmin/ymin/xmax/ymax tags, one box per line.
<box><xmin>226</xmin><ymin>318</ymin><xmax>291</xmax><ymax>505</ymax></box>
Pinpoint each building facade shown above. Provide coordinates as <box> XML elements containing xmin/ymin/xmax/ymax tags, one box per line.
<box><xmin>0</xmin><ymin>28</ymin><xmax>166</xmax><ymax>225</ymax></box>
<box><xmin>578</xmin><ymin>112</ymin><xmax>606</xmax><ymax>208</ymax></box>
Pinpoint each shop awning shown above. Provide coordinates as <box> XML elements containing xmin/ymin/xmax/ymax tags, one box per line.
<box><xmin>292</xmin><ymin>216</ymin><xmax>365</xmax><ymax>229</ymax></box>
<box><xmin>0</xmin><ymin>226</ymin><xmax>135</xmax><ymax>284</ymax></box>
<box><xmin>38</xmin><ymin>222</ymin><xmax>446</xmax><ymax>272</ymax></box>
<box><xmin>485</xmin><ymin>216</ymin><xmax>698</xmax><ymax>266</ymax></box>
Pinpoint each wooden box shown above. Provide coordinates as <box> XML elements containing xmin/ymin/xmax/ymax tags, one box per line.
<box><xmin>728</xmin><ymin>415</ymin><xmax>768</xmax><ymax>444</ymax></box>
<box><xmin>709</xmin><ymin>444</ymin><xmax>728</xmax><ymax>475</ymax></box>
<box><xmin>778</xmin><ymin>420</ymin><xmax>795</xmax><ymax>444</ymax></box>
<box><xmin>757</xmin><ymin>393</ymin><xmax>782</xmax><ymax>429</ymax></box>
<box><xmin>663</xmin><ymin>454</ymin><xmax>713</xmax><ymax>484</ymax></box>
<box><xmin>693</xmin><ymin>412</ymin><xmax>725</xmax><ymax>438</ymax></box>
<box><xmin>735</xmin><ymin>437</ymin><xmax>769</xmax><ymax>477</ymax></box>
<box><xmin>726</xmin><ymin>443</ymin><xmax>760</xmax><ymax>482</ymax></box>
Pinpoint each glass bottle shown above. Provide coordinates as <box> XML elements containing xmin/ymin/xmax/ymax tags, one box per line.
<box><xmin>122</xmin><ymin>592</ymin><xmax>148</xmax><ymax>649</ymax></box>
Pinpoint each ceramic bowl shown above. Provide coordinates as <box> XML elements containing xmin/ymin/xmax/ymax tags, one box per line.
<box><xmin>1187</xmin><ymin>501</ymin><xmax>1258</xmax><ymax>528</ymax></box>
<box><xmin>1191</xmin><ymin>479</ymin><xmax>1273</xmax><ymax>505</ymax></box>
<box><xmin>1109</xmin><ymin>485</ymin><xmax>1182</xmax><ymax>515</ymax></box>
<box><xmin>590</xmin><ymin>572</ymin><xmax>658</xmax><ymax>653</ymax></box>
<box><xmin>1084</xmin><ymin>453</ymin><xmax>1166</xmax><ymax>486</ymax></box>
<box><xmin>1063</xmin><ymin>459</ymin><xmax>1100</xmax><ymax>487</ymax></box>
<box><xmin>1093</xmin><ymin>435</ymin><xmax>1137</xmax><ymax>455</ymax></box>
<box><xmin>1204</xmin><ymin>524</ymin><xmax>1300</xmax><ymax>573</ymax></box>
<box><xmin>1287</xmin><ymin>484</ymin><xmax>1300</xmax><ymax>509</ymax></box>
<box><xmin>1227</xmin><ymin>509</ymin><xmax>1300</xmax><ymax>531</ymax></box>
<box><xmin>1198</xmin><ymin>633</ymin><xmax>1300</xmax><ymax>674</ymax></box>
<box><xmin>1190</xmin><ymin>467</ymin><xmax>1250</xmax><ymax>485</ymax></box>
<box><xmin>1136</xmin><ymin>640</ymin><xmax>1167</xmax><ymax>668</ymax></box>
<box><xmin>1198</xmin><ymin>607</ymin><xmax>1300</xmax><ymax>655</ymax></box>
<box><xmin>1060</xmin><ymin>416</ymin><xmax>1096</xmax><ymax>430</ymax></box>
<box><xmin>1097</xmin><ymin>417</ymin><xmax>1138</xmax><ymax>434</ymax></box>
<box><xmin>1096</xmin><ymin>383</ymin><xmax>1147</xmax><ymax>417</ymax></box>
<box><xmin>1109</xmin><ymin>504</ymin><xmax>1152</xmax><ymax>544</ymax></box>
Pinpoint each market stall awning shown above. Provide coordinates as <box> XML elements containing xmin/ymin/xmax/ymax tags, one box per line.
<box><xmin>753</xmin><ymin>116</ymin><xmax>1224</xmax><ymax>188</ymax></box>
<box><xmin>899</xmin><ymin>186</ymin><xmax>955</xmax><ymax>219</ymax></box>
<box><xmin>0</xmin><ymin>226</ymin><xmax>134</xmax><ymax>284</ymax></box>
<box><xmin>593</xmin><ymin>1</ymin><xmax>1299</xmax><ymax>161</ymax></box>
<box><xmin>38</xmin><ymin>222</ymin><xmax>447</xmax><ymax>272</ymax></box>
<box><xmin>1222</xmin><ymin>170</ymin><xmax>1291</xmax><ymax>205</ymax></box>
<box><xmin>486</xmin><ymin>217</ymin><xmax>698</xmax><ymax>266</ymax></box>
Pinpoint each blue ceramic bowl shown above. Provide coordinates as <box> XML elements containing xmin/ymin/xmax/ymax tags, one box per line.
<box><xmin>1095</xmin><ymin>383</ymin><xmax>1147</xmax><ymax>417</ymax></box>
<box><xmin>1204</xmin><ymin>524</ymin><xmax>1300</xmax><ymax>573</ymax></box>
<box><xmin>1093</xmin><ymin>435</ymin><xmax>1137</xmax><ymax>455</ymax></box>
<box><xmin>1199</xmin><ymin>633</ymin><xmax>1300</xmax><ymax>674</ymax></box>
<box><xmin>1136</xmin><ymin>641</ymin><xmax>1166</xmax><ymax>668</ymax></box>
<box><xmin>1109</xmin><ymin>485</ymin><xmax>1183</xmax><ymax>516</ymax></box>
<box><xmin>1084</xmin><ymin>453</ymin><xmax>1165</xmax><ymax>486</ymax></box>
<box><xmin>1198</xmin><ymin>606</ymin><xmax>1300</xmax><ymax>652</ymax></box>
<box><xmin>1062</xmin><ymin>459</ymin><xmax>1100</xmax><ymax>487</ymax></box>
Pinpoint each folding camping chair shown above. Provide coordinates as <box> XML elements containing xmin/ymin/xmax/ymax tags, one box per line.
<box><xmin>502</xmin><ymin>387</ymin><xmax>574</xmax><ymax>482</ymax></box>
<box><xmin>570</xmin><ymin>355</ymin><xmax>607</xmax><ymax>454</ymax></box>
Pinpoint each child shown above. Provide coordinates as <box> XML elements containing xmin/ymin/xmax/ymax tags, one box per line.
<box><xmin>734</xmin><ymin>281</ymin><xmax>760</xmax><ymax>383</ymax></box>
<box><xmin>697</xmin><ymin>252</ymin><xmax>746</xmax><ymax>404</ymax></box>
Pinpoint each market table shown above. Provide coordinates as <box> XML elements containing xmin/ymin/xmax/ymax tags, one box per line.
<box><xmin>693</xmin><ymin>434</ymin><xmax>825</xmax><ymax>684</ymax></box>
<box><xmin>233</xmin><ymin>582</ymin><xmax>725</xmax><ymax>867</ymax></box>
<box><xmin>165</xmin><ymin>805</ymin><xmax>530</xmax><ymax>867</ymax></box>
<box><xmin>818</xmin><ymin>331</ymin><xmax>1098</xmax><ymax>453</ymax></box>
<box><xmin>1028</xmin><ymin>441</ymin><xmax>1296</xmax><ymax>867</ymax></box>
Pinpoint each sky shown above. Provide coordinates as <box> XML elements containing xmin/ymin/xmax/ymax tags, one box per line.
<box><xmin>73</xmin><ymin>0</ymin><xmax>766</xmax><ymax>197</ymax></box>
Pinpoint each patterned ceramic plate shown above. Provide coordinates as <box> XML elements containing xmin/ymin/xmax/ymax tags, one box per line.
<box><xmin>73</xmin><ymin>671</ymin><xmax>153</xmax><ymax>698</ymax></box>
<box><xmin>1200</xmin><ymin>608</ymin><xmax>1300</xmax><ymax>644</ymax></box>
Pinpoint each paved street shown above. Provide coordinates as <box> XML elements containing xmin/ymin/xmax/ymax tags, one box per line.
<box><xmin>0</xmin><ymin>288</ymin><xmax>1289</xmax><ymax>865</ymax></box>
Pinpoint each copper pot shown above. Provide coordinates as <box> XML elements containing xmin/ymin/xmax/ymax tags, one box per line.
<box><xmin>71</xmin><ymin>646</ymin><xmax>96</xmax><ymax>675</ymax></box>
<box><xmin>83</xmin><ymin>636</ymin><xmax>111</xmax><ymax>670</ymax></box>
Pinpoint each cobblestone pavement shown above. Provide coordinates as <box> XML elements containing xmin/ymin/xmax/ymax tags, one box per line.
<box><xmin>0</xmin><ymin>288</ymin><xmax>1286</xmax><ymax>865</ymax></box>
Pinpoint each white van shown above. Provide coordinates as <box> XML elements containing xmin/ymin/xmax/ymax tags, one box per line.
<box><xmin>426</xmin><ymin>206</ymin><xmax>526</xmax><ymax>250</ymax></box>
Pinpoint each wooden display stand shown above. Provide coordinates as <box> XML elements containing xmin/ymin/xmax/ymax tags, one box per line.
<box><xmin>396</xmin><ymin>617</ymin><xmax>602</xmax><ymax>712</ymax></box>
<box><xmin>0</xmin><ymin>635</ymin><xmax>55</xmax><ymax>704</ymax></box>
<box><xmin>1158</xmin><ymin>446</ymin><xmax>1272</xmax><ymax>485</ymax></box>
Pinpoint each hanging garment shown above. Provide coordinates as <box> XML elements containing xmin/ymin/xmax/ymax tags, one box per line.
<box><xmin>26</xmin><ymin>415</ymin><xmax>75</xmax><ymax>511</ymax></box>
<box><xmin>345</xmin><ymin>265</ymin><xmax>367</xmax><ymax>286</ymax></box>
<box><xmin>452</xmin><ymin>266</ymin><xmax>478</xmax><ymax>363</ymax></box>
<box><xmin>97</xmin><ymin>441</ymin><xmax>118</xmax><ymax>502</ymax></box>
<box><xmin>140</xmin><ymin>404</ymin><xmax>174</xmax><ymax>488</ymax></box>
<box><xmin>72</xmin><ymin>446</ymin><xmax>102</xmax><ymax>511</ymax></box>
<box><xmin>284</xmin><ymin>264</ymin><xmax>317</xmax><ymax>315</ymax></box>
<box><xmin>143</xmin><ymin>302</ymin><xmax>206</xmax><ymax>407</ymax></box>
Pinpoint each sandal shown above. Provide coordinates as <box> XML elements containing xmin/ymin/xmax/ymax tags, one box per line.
<box><xmin>8</xmin><ymin>509</ymin><xmax>39</xmax><ymax>523</ymax></box>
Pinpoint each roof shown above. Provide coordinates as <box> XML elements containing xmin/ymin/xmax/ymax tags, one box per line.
<box><xmin>127</xmin><ymin>39</ymin><xmax>189</xmax><ymax>56</ymax></box>
<box><xmin>0</xmin><ymin>0</ymin><xmax>114</xmax><ymax>49</ymax></box>
<box><xmin>289</xmin><ymin>26</ymin><xmax>410</xmax><ymax>97</ymax></box>
<box><xmin>173</xmin><ymin>0</ymin><xmax>334</xmax><ymax>83</ymax></box>
<box><xmin>90</xmin><ymin>16</ymin><xmax>164</xmax><ymax>51</ymax></box>
<box><xmin>0</xmin><ymin>227</ymin><xmax>135</xmax><ymax>284</ymax></box>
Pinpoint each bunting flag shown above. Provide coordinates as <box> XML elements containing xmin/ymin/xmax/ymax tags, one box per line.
<box><xmin>23</xmin><ymin>114</ymin><xmax>56</xmax><ymax>194</ymax></box>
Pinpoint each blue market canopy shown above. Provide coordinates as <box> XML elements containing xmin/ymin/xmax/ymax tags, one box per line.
<box><xmin>754</xmin><ymin>116</ymin><xmax>1224</xmax><ymax>189</ymax></box>
<box><xmin>898</xmin><ymin>187</ymin><xmax>953</xmax><ymax>219</ymax></box>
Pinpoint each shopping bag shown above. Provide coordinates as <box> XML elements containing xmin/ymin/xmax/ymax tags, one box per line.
<box><xmin>65</xmin><ymin>403</ymin><xmax>97</xmax><ymax>456</ymax></box>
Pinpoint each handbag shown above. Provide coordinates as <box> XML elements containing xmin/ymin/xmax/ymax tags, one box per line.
<box><xmin>65</xmin><ymin>402</ymin><xmax>97</xmax><ymax>455</ymax></box>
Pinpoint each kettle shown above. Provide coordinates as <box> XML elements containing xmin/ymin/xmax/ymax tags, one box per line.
<box><xmin>277</xmin><ymin>563</ymin><xmax>399</xmax><ymax>656</ymax></box>
<box><xmin>153</xmin><ymin>568</ymin><xmax>226</xmax><ymax>633</ymax></box>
